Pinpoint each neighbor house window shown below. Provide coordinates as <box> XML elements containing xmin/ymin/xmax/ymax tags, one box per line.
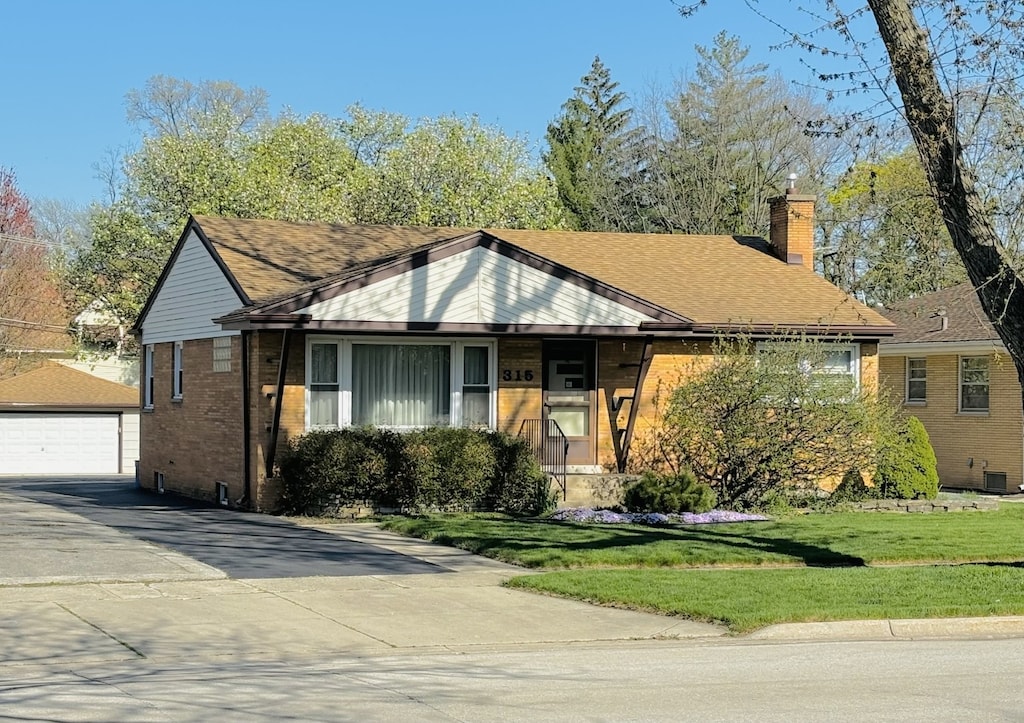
<box><xmin>305</xmin><ymin>337</ymin><xmax>496</xmax><ymax>429</ymax></box>
<box><xmin>906</xmin><ymin>358</ymin><xmax>926</xmax><ymax>403</ymax></box>
<box><xmin>172</xmin><ymin>341</ymin><xmax>184</xmax><ymax>400</ymax></box>
<box><xmin>959</xmin><ymin>356</ymin><xmax>990</xmax><ymax>412</ymax></box>
<box><xmin>144</xmin><ymin>344</ymin><xmax>155</xmax><ymax>409</ymax></box>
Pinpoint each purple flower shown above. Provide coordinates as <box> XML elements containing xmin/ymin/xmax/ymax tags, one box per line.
<box><xmin>548</xmin><ymin>508</ymin><xmax>768</xmax><ymax>526</ymax></box>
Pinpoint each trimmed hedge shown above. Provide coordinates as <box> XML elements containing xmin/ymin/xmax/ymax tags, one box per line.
<box><xmin>277</xmin><ymin>427</ymin><xmax>553</xmax><ymax>516</ymax></box>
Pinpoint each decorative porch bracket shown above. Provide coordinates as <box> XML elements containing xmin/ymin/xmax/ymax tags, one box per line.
<box><xmin>264</xmin><ymin>329</ymin><xmax>292</xmax><ymax>479</ymax></box>
<box><xmin>617</xmin><ymin>336</ymin><xmax>654</xmax><ymax>473</ymax></box>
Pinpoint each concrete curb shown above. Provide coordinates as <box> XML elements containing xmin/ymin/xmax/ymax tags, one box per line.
<box><xmin>747</xmin><ymin>616</ymin><xmax>1024</xmax><ymax>641</ymax></box>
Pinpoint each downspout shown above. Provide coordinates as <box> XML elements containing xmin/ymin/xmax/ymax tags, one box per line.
<box><xmin>265</xmin><ymin>329</ymin><xmax>291</xmax><ymax>478</ymax></box>
<box><xmin>240</xmin><ymin>330</ymin><xmax>252</xmax><ymax>508</ymax></box>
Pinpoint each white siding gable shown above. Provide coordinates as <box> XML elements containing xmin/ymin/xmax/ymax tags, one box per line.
<box><xmin>297</xmin><ymin>246</ymin><xmax>659</xmax><ymax>325</ymax></box>
<box><xmin>140</xmin><ymin>230</ymin><xmax>243</xmax><ymax>344</ymax></box>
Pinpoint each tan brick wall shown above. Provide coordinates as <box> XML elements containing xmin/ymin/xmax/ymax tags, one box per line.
<box><xmin>139</xmin><ymin>337</ymin><xmax>245</xmax><ymax>504</ymax></box>
<box><xmin>880</xmin><ymin>352</ymin><xmax>1024</xmax><ymax>491</ymax></box>
<box><xmin>496</xmin><ymin>338</ymin><xmax>543</xmax><ymax>435</ymax></box>
<box><xmin>251</xmin><ymin>331</ymin><xmax>309</xmax><ymax>510</ymax></box>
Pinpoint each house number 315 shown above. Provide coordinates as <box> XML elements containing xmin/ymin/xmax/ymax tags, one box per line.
<box><xmin>502</xmin><ymin>369</ymin><xmax>534</xmax><ymax>382</ymax></box>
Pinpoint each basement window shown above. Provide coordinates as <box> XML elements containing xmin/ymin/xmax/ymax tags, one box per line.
<box><xmin>984</xmin><ymin>472</ymin><xmax>1007</xmax><ymax>493</ymax></box>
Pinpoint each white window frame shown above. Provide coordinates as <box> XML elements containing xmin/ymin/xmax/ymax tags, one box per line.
<box><xmin>304</xmin><ymin>336</ymin><xmax>498</xmax><ymax>430</ymax></box>
<box><xmin>906</xmin><ymin>357</ymin><xmax>926</xmax><ymax>403</ymax></box>
<box><xmin>143</xmin><ymin>344</ymin><xmax>155</xmax><ymax>409</ymax></box>
<box><xmin>172</xmin><ymin>341</ymin><xmax>184</xmax><ymax>400</ymax></box>
<box><xmin>959</xmin><ymin>355</ymin><xmax>990</xmax><ymax>413</ymax></box>
<box><xmin>755</xmin><ymin>341</ymin><xmax>861</xmax><ymax>392</ymax></box>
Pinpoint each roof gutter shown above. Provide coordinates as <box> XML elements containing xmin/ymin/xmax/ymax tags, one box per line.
<box><xmin>639</xmin><ymin>321</ymin><xmax>897</xmax><ymax>339</ymax></box>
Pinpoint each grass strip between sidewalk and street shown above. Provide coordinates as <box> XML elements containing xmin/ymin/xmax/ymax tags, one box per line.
<box><xmin>505</xmin><ymin>564</ymin><xmax>1024</xmax><ymax>633</ymax></box>
<box><xmin>380</xmin><ymin>505</ymin><xmax>1024</xmax><ymax>632</ymax></box>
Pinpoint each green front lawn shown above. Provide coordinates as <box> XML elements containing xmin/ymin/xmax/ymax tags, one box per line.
<box><xmin>380</xmin><ymin>506</ymin><xmax>1024</xmax><ymax>632</ymax></box>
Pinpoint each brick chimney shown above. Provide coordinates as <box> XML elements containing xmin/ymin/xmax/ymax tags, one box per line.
<box><xmin>768</xmin><ymin>175</ymin><xmax>815</xmax><ymax>271</ymax></box>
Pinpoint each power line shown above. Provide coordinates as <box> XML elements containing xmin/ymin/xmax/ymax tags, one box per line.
<box><xmin>0</xmin><ymin>317</ymin><xmax>70</xmax><ymax>332</ymax></box>
<box><xmin>0</xmin><ymin>233</ymin><xmax>54</xmax><ymax>250</ymax></box>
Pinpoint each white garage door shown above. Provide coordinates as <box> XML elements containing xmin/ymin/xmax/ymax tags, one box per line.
<box><xmin>0</xmin><ymin>413</ymin><xmax>121</xmax><ymax>474</ymax></box>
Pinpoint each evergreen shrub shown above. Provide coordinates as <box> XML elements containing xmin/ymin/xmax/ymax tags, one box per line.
<box><xmin>874</xmin><ymin>416</ymin><xmax>940</xmax><ymax>499</ymax></box>
<box><xmin>623</xmin><ymin>470</ymin><xmax>716</xmax><ymax>514</ymax></box>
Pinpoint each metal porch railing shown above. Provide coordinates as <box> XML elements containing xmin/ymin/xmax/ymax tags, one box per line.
<box><xmin>518</xmin><ymin>418</ymin><xmax>569</xmax><ymax>500</ymax></box>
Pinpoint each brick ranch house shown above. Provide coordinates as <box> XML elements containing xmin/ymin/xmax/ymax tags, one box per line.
<box><xmin>132</xmin><ymin>189</ymin><xmax>894</xmax><ymax>510</ymax></box>
<box><xmin>880</xmin><ymin>284</ymin><xmax>1023</xmax><ymax>493</ymax></box>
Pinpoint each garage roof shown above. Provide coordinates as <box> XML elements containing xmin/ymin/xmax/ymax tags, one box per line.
<box><xmin>0</xmin><ymin>364</ymin><xmax>138</xmax><ymax>409</ymax></box>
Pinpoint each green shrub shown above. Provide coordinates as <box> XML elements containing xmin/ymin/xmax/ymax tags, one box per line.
<box><xmin>484</xmin><ymin>433</ymin><xmax>554</xmax><ymax>516</ymax></box>
<box><xmin>407</xmin><ymin>427</ymin><xmax>495</xmax><ymax>509</ymax></box>
<box><xmin>623</xmin><ymin>470</ymin><xmax>716</xmax><ymax>514</ymax></box>
<box><xmin>277</xmin><ymin>427</ymin><xmax>551</xmax><ymax>516</ymax></box>
<box><xmin>874</xmin><ymin>416</ymin><xmax>939</xmax><ymax>500</ymax></box>
<box><xmin>831</xmin><ymin>469</ymin><xmax>878</xmax><ymax>503</ymax></box>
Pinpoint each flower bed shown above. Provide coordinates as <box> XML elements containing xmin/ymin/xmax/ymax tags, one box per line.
<box><xmin>548</xmin><ymin>507</ymin><xmax>769</xmax><ymax>525</ymax></box>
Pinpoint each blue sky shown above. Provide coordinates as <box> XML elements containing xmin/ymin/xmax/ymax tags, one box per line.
<box><xmin>3</xmin><ymin>1</ymin><xmax>819</xmax><ymax>208</ymax></box>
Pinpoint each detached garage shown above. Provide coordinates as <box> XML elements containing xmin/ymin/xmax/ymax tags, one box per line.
<box><xmin>0</xmin><ymin>365</ymin><xmax>139</xmax><ymax>475</ymax></box>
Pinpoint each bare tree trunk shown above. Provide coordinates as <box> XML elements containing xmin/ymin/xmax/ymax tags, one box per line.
<box><xmin>868</xmin><ymin>0</ymin><xmax>1024</xmax><ymax>397</ymax></box>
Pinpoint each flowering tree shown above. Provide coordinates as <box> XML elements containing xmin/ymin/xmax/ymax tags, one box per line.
<box><xmin>0</xmin><ymin>168</ymin><xmax>68</xmax><ymax>375</ymax></box>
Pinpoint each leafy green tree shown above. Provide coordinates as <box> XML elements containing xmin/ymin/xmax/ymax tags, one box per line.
<box><xmin>825</xmin><ymin>148</ymin><xmax>967</xmax><ymax>305</ymax></box>
<box><xmin>631</xmin><ymin>335</ymin><xmax>898</xmax><ymax>509</ymax></box>
<box><xmin>544</xmin><ymin>57</ymin><xmax>643</xmax><ymax>231</ymax></box>
<box><xmin>348</xmin><ymin>114</ymin><xmax>564</xmax><ymax>228</ymax></box>
<box><xmin>66</xmin><ymin>79</ymin><xmax>566</xmax><ymax>328</ymax></box>
<box><xmin>643</xmin><ymin>32</ymin><xmax>839</xmax><ymax>236</ymax></box>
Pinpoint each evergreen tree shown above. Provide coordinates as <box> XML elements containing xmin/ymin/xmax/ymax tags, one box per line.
<box><xmin>544</xmin><ymin>57</ymin><xmax>643</xmax><ymax>231</ymax></box>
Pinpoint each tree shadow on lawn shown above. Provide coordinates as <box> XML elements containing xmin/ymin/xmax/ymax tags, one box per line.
<box><xmin>459</xmin><ymin>519</ymin><xmax>866</xmax><ymax>568</ymax></box>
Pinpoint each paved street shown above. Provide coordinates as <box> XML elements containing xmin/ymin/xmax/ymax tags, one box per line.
<box><xmin>2</xmin><ymin>476</ymin><xmax>1024</xmax><ymax>721</ymax></box>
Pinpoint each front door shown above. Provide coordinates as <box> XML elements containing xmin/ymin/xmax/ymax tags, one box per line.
<box><xmin>543</xmin><ymin>340</ymin><xmax>596</xmax><ymax>466</ymax></box>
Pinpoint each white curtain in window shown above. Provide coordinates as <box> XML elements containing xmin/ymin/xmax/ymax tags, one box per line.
<box><xmin>352</xmin><ymin>344</ymin><xmax>451</xmax><ymax>426</ymax></box>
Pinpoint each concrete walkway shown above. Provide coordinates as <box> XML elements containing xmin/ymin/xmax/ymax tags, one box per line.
<box><xmin>3</xmin><ymin>483</ymin><xmax>1024</xmax><ymax>674</ymax></box>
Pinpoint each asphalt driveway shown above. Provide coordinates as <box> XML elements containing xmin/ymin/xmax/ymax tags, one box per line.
<box><xmin>0</xmin><ymin>476</ymin><xmax>443</xmax><ymax>579</ymax></box>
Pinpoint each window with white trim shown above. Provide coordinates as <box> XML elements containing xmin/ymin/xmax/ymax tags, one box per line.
<box><xmin>756</xmin><ymin>341</ymin><xmax>861</xmax><ymax>394</ymax></box>
<box><xmin>305</xmin><ymin>337</ymin><xmax>496</xmax><ymax>430</ymax></box>
<box><xmin>144</xmin><ymin>344</ymin><xmax>155</xmax><ymax>409</ymax></box>
<box><xmin>462</xmin><ymin>345</ymin><xmax>491</xmax><ymax>427</ymax></box>
<box><xmin>959</xmin><ymin>356</ymin><xmax>989</xmax><ymax>412</ymax></box>
<box><xmin>172</xmin><ymin>341</ymin><xmax>184</xmax><ymax>400</ymax></box>
<box><xmin>906</xmin><ymin>358</ymin><xmax>926</xmax><ymax>402</ymax></box>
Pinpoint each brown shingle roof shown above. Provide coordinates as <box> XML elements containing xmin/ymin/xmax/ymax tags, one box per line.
<box><xmin>0</xmin><ymin>364</ymin><xmax>138</xmax><ymax>408</ymax></box>
<box><xmin>880</xmin><ymin>284</ymin><xmax>998</xmax><ymax>345</ymax></box>
<box><xmin>194</xmin><ymin>216</ymin><xmax>476</xmax><ymax>304</ymax></box>
<box><xmin>191</xmin><ymin>216</ymin><xmax>892</xmax><ymax>330</ymax></box>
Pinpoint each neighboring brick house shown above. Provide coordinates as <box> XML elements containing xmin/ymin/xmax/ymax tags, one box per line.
<box><xmin>879</xmin><ymin>285</ymin><xmax>1023</xmax><ymax>493</ymax></box>
<box><xmin>132</xmin><ymin>189</ymin><xmax>894</xmax><ymax>509</ymax></box>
